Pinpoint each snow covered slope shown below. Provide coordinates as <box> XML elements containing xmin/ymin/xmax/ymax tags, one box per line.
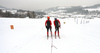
<box><xmin>0</xmin><ymin>17</ymin><xmax>100</xmax><ymax>53</ymax></box>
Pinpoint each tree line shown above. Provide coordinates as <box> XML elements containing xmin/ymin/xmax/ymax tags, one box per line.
<box><xmin>0</xmin><ymin>9</ymin><xmax>36</xmax><ymax>18</ymax></box>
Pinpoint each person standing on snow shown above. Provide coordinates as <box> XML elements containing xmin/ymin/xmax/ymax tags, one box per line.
<box><xmin>54</xmin><ymin>18</ymin><xmax>61</xmax><ymax>39</ymax></box>
<box><xmin>45</xmin><ymin>16</ymin><xmax>52</xmax><ymax>39</ymax></box>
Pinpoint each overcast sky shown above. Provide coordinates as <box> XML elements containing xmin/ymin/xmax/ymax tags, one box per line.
<box><xmin>0</xmin><ymin>0</ymin><xmax>100</xmax><ymax>11</ymax></box>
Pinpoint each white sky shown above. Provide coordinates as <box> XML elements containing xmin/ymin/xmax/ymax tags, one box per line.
<box><xmin>0</xmin><ymin>0</ymin><xmax>100</xmax><ymax>11</ymax></box>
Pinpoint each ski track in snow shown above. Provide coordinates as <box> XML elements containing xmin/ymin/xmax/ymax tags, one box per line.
<box><xmin>0</xmin><ymin>17</ymin><xmax>100</xmax><ymax>53</ymax></box>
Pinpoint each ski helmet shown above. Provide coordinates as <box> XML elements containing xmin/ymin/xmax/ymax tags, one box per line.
<box><xmin>47</xmin><ymin>16</ymin><xmax>50</xmax><ymax>19</ymax></box>
<box><xmin>55</xmin><ymin>18</ymin><xmax>57</xmax><ymax>20</ymax></box>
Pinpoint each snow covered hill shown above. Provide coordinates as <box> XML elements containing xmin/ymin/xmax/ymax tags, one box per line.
<box><xmin>38</xmin><ymin>4</ymin><xmax>100</xmax><ymax>13</ymax></box>
<box><xmin>38</xmin><ymin>4</ymin><xmax>100</xmax><ymax>19</ymax></box>
<box><xmin>0</xmin><ymin>17</ymin><xmax>100</xmax><ymax>53</ymax></box>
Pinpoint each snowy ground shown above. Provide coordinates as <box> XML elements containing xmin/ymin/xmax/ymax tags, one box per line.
<box><xmin>0</xmin><ymin>17</ymin><xmax>100</xmax><ymax>53</ymax></box>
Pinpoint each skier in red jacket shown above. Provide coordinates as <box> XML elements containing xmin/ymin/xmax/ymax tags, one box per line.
<box><xmin>45</xmin><ymin>16</ymin><xmax>52</xmax><ymax>39</ymax></box>
<box><xmin>54</xmin><ymin>18</ymin><xmax>61</xmax><ymax>39</ymax></box>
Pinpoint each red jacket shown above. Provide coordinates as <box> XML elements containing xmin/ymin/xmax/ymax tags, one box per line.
<box><xmin>54</xmin><ymin>19</ymin><xmax>61</xmax><ymax>27</ymax></box>
<box><xmin>45</xmin><ymin>20</ymin><xmax>52</xmax><ymax>26</ymax></box>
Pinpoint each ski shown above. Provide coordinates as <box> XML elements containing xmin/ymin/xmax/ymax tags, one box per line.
<box><xmin>47</xmin><ymin>35</ymin><xmax>53</xmax><ymax>40</ymax></box>
<box><xmin>47</xmin><ymin>35</ymin><xmax>61</xmax><ymax>39</ymax></box>
<box><xmin>55</xmin><ymin>35</ymin><xmax>61</xmax><ymax>39</ymax></box>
